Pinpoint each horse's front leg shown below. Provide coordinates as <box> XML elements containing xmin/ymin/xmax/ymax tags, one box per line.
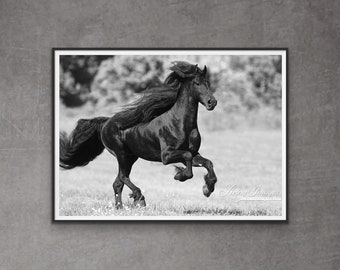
<box><xmin>192</xmin><ymin>153</ymin><xmax>217</xmax><ymax>197</ymax></box>
<box><xmin>161</xmin><ymin>147</ymin><xmax>193</xmax><ymax>181</ymax></box>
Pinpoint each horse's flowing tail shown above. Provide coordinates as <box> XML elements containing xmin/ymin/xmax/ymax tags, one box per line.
<box><xmin>60</xmin><ymin>117</ymin><xmax>109</xmax><ymax>169</ymax></box>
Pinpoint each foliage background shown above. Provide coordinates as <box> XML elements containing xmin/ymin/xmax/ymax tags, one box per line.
<box><xmin>59</xmin><ymin>55</ymin><xmax>282</xmax><ymax>131</ymax></box>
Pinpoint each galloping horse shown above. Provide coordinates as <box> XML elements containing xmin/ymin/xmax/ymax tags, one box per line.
<box><xmin>60</xmin><ymin>61</ymin><xmax>218</xmax><ymax>208</ymax></box>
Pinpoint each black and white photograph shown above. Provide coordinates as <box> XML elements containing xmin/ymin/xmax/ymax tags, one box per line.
<box><xmin>54</xmin><ymin>49</ymin><xmax>287</xmax><ymax>220</ymax></box>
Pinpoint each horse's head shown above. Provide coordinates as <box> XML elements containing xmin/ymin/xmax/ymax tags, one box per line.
<box><xmin>191</xmin><ymin>65</ymin><xmax>217</xmax><ymax>111</ymax></box>
<box><xmin>168</xmin><ymin>62</ymin><xmax>217</xmax><ymax>111</ymax></box>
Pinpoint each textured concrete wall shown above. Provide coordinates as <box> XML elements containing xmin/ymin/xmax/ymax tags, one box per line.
<box><xmin>0</xmin><ymin>0</ymin><xmax>339</xmax><ymax>269</ymax></box>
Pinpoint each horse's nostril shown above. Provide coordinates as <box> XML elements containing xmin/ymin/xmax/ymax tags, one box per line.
<box><xmin>207</xmin><ymin>99</ymin><xmax>212</xmax><ymax>105</ymax></box>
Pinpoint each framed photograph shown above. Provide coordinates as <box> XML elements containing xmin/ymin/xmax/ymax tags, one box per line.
<box><xmin>53</xmin><ymin>48</ymin><xmax>287</xmax><ymax>221</ymax></box>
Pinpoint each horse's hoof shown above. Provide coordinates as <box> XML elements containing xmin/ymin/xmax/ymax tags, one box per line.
<box><xmin>115</xmin><ymin>203</ymin><xmax>123</xmax><ymax>209</ymax></box>
<box><xmin>133</xmin><ymin>194</ymin><xmax>146</xmax><ymax>207</ymax></box>
<box><xmin>174</xmin><ymin>172</ymin><xmax>185</xmax><ymax>181</ymax></box>
<box><xmin>134</xmin><ymin>199</ymin><xmax>146</xmax><ymax>207</ymax></box>
<box><xmin>203</xmin><ymin>185</ymin><xmax>212</xmax><ymax>197</ymax></box>
<box><xmin>174</xmin><ymin>171</ymin><xmax>193</xmax><ymax>182</ymax></box>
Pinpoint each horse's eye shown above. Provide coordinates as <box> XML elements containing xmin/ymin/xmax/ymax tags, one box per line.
<box><xmin>194</xmin><ymin>81</ymin><xmax>200</xmax><ymax>86</ymax></box>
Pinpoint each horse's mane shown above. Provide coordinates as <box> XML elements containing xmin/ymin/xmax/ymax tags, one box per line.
<box><xmin>112</xmin><ymin>61</ymin><xmax>200</xmax><ymax>130</ymax></box>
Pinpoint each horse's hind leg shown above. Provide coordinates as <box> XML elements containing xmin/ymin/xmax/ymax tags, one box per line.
<box><xmin>117</xmin><ymin>155</ymin><xmax>146</xmax><ymax>207</ymax></box>
<box><xmin>101</xmin><ymin>122</ymin><xmax>145</xmax><ymax>208</ymax></box>
<box><xmin>113</xmin><ymin>177</ymin><xmax>124</xmax><ymax>209</ymax></box>
<box><xmin>192</xmin><ymin>153</ymin><xmax>217</xmax><ymax>197</ymax></box>
<box><xmin>105</xmin><ymin>148</ymin><xmax>126</xmax><ymax>209</ymax></box>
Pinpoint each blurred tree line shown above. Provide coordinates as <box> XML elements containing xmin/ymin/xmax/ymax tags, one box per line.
<box><xmin>59</xmin><ymin>55</ymin><xmax>282</xmax><ymax>116</ymax></box>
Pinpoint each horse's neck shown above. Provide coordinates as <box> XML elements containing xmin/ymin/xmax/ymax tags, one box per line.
<box><xmin>170</xmin><ymin>83</ymin><xmax>198</xmax><ymax>128</ymax></box>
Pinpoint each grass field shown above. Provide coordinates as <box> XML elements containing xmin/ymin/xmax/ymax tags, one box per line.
<box><xmin>58</xmin><ymin>122</ymin><xmax>283</xmax><ymax>217</ymax></box>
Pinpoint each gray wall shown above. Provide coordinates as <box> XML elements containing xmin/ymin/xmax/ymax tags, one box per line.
<box><xmin>0</xmin><ymin>0</ymin><xmax>339</xmax><ymax>269</ymax></box>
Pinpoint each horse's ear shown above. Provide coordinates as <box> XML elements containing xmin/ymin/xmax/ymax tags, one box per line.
<box><xmin>203</xmin><ymin>65</ymin><xmax>207</xmax><ymax>75</ymax></box>
<box><xmin>194</xmin><ymin>64</ymin><xmax>202</xmax><ymax>76</ymax></box>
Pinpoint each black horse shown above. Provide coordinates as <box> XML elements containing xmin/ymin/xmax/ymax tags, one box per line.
<box><xmin>60</xmin><ymin>61</ymin><xmax>218</xmax><ymax>208</ymax></box>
